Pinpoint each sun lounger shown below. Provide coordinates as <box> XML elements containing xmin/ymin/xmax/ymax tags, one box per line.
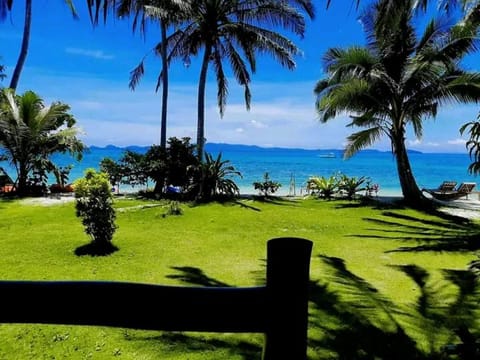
<box><xmin>421</xmin><ymin>181</ymin><xmax>457</xmax><ymax>194</ymax></box>
<box><xmin>423</xmin><ymin>182</ymin><xmax>476</xmax><ymax>201</ymax></box>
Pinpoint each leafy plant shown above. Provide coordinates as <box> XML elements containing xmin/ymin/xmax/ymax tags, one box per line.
<box><xmin>192</xmin><ymin>152</ymin><xmax>242</xmax><ymax>202</ymax></box>
<box><xmin>100</xmin><ymin>157</ymin><xmax>123</xmax><ymax>193</ymax></box>
<box><xmin>74</xmin><ymin>169</ymin><xmax>117</xmax><ymax>251</ymax></box>
<box><xmin>253</xmin><ymin>172</ymin><xmax>281</xmax><ymax>197</ymax></box>
<box><xmin>337</xmin><ymin>173</ymin><xmax>368</xmax><ymax>200</ymax></box>
<box><xmin>166</xmin><ymin>200</ymin><xmax>183</xmax><ymax>216</ymax></box>
<box><xmin>306</xmin><ymin>175</ymin><xmax>338</xmax><ymax>199</ymax></box>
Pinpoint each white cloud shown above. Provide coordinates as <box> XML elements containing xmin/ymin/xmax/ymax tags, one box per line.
<box><xmin>65</xmin><ymin>47</ymin><xmax>115</xmax><ymax>60</ymax></box>
<box><xmin>448</xmin><ymin>138</ymin><xmax>467</xmax><ymax>145</ymax></box>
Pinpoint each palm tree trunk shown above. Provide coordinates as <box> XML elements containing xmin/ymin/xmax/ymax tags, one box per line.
<box><xmin>197</xmin><ymin>47</ymin><xmax>211</xmax><ymax>163</ymax></box>
<box><xmin>392</xmin><ymin>130</ymin><xmax>427</xmax><ymax>207</ymax></box>
<box><xmin>10</xmin><ymin>0</ymin><xmax>32</xmax><ymax>91</ymax></box>
<box><xmin>160</xmin><ymin>20</ymin><xmax>168</xmax><ymax>150</ymax></box>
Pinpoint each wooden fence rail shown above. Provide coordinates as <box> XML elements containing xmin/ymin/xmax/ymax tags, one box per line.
<box><xmin>0</xmin><ymin>237</ymin><xmax>313</xmax><ymax>359</ymax></box>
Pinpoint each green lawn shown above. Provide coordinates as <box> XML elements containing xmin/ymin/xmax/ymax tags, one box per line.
<box><xmin>0</xmin><ymin>196</ymin><xmax>479</xmax><ymax>359</ymax></box>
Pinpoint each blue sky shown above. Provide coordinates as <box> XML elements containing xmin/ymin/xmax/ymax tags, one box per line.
<box><xmin>2</xmin><ymin>1</ymin><xmax>479</xmax><ymax>152</ymax></box>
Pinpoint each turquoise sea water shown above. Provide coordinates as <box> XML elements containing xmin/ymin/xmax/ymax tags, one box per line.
<box><xmin>2</xmin><ymin>143</ymin><xmax>478</xmax><ymax>197</ymax></box>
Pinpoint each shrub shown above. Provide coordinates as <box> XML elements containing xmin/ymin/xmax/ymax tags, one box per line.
<box><xmin>74</xmin><ymin>169</ymin><xmax>117</xmax><ymax>248</ymax></box>
<box><xmin>253</xmin><ymin>172</ymin><xmax>281</xmax><ymax>197</ymax></box>
<box><xmin>337</xmin><ymin>173</ymin><xmax>368</xmax><ymax>200</ymax></box>
<box><xmin>306</xmin><ymin>175</ymin><xmax>338</xmax><ymax>199</ymax></box>
<box><xmin>192</xmin><ymin>152</ymin><xmax>242</xmax><ymax>202</ymax></box>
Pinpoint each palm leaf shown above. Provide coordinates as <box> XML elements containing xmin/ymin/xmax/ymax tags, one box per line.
<box><xmin>344</xmin><ymin>126</ymin><xmax>384</xmax><ymax>158</ymax></box>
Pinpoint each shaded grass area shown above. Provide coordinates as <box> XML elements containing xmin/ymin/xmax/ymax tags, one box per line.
<box><xmin>0</xmin><ymin>196</ymin><xmax>480</xmax><ymax>358</ymax></box>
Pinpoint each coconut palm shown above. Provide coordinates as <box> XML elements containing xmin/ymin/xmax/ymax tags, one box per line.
<box><xmin>314</xmin><ymin>0</ymin><xmax>480</xmax><ymax>207</ymax></box>
<box><xmin>115</xmin><ymin>0</ymin><xmax>187</xmax><ymax>150</ymax></box>
<box><xmin>0</xmin><ymin>0</ymin><xmax>78</xmax><ymax>90</ymax></box>
<box><xmin>0</xmin><ymin>89</ymin><xmax>84</xmax><ymax>195</ymax></box>
<box><xmin>163</xmin><ymin>0</ymin><xmax>308</xmax><ymax>161</ymax></box>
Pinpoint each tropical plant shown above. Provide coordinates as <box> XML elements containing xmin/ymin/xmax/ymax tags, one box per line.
<box><xmin>118</xmin><ymin>0</ymin><xmax>188</xmax><ymax>150</ymax></box>
<box><xmin>192</xmin><ymin>152</ymin><xmax>242</xmax><ymax>202</ymax></box>
<box><xmin>314</xmin><ymin>0</ymin><xmax>480</xmax><ymax>207</ymax></box>
<box><xmin>145</xmin><ymin>136</ymin><xmax>198</xmax><ymax>194</ymax></box>
<box><xmin>306</xmin><ymin>175</ymin><xmax>338</xmax><ymax>199</ymax></box>
<box><xmin>74</xmin><ymin>168</ymin><xmax>117</xmax><ymax>249</ymax></box>
<box><xmin>160</xmin><ymin>0</ymin><xmax>308</xmax><ymax>161</ymax></box>
<box><xmin>253</xmin><ymin>172</ymin><xmax>282</xmax><ymax>197</ymax></box>
<box><xmin>0</xmin><ymin>0</ymin><xmax>78</xmax><ymax>90</ymax></box>
<box><xmin>100</xmin><ymin>157</ymin><xmax>124</xmax><ymax>192</ymax></box>
<box><xmin>336</xmin><ymin>173</ymin><xmax>368</xmax><ymax>200</ymax></box>
<box><xmin>460</xmin><ymin>114</ymin><xmax>480</xmax><ymax>175</ymax></box>
<box><xmin>0</xmin><ymin>89</ymin><xmax>84</xmax><ymax>196</ymax></box>
<box><xmin>119</xmin><ymin>149</ymin><xmax>148</xmax><ymax>189</ymax></box>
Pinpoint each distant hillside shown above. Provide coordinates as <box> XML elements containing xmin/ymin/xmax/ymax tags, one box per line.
<box><xmin>87</xmin><ymin>143</ymin><xmax>422</xmax><ymax>154</ymax></box>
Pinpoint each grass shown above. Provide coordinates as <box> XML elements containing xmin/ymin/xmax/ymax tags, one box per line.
<box><xmin>0</xmin><ymin>195</ymin><xmax>479</xmax><ymax>359</ymax></box>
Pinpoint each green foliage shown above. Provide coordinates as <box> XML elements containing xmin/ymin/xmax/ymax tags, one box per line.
<box><xmin>460</xmin><ymin>115</ymin><xmax>480</xmax><ymax>175</ymax></box>
<box><xmin>74</xmin><ymin>168</ymin><xmax>117</xmax><ymax>246</ymax></box>
<box><xmin>314</xmin><ymin>0</ymin><xmax>480</xmax><ymax>205</ymax></box>
<box><xmin>306</xmin><ymin>175</ymin><xmax>338</xmax><ymax>199</ymax></box>
<box><xmin>120</xmin><ymin>150</ymin><xmax>148</xmax><ymax>188</ymax></box>
<box><xmin>99</xmin><ymin>157</ymin><xmax>123</xmax><ymax>191</ymax></box>
<box><xmin>192</xmin><ymin>152</ymin><xmax>242</xmax><ymax>202</ymax></box>
<box><xmin>253</xmin><ymin>172</ymin><xmax>282</xmax><ymax>197</ymax></box>
<box><xmin>337</xmin><ymin>173</ymin><xmax>368</xmax><ymax>200</ymax></box>
<box><xmin>166</xmin><ymin>200</ymin><xmax>183</xmax><ymax>216</ymax></box>
<box><xmin>0</xmin><ymin>89</ymin><xmax>84</xmax><ymax>196</ymax></box>
<box><xmin>145</xmin><ymin>137</ymin><xmax>198</xmax><ymax>194</ymax></box>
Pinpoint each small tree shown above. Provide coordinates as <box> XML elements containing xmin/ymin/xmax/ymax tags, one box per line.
<box><xmin>74</xmin><ymin>169</ymin><xmax>117</xmax><ymax>253</ymax></box>
<box><xmin>253</xmin><ymin>172</ymin><xmax>281</xmax><ymax>198</ymax></box>
<box><xmin>100</xmin><ymin>157</ymin><xmax>124</xmax><ymax>193</ymax></box>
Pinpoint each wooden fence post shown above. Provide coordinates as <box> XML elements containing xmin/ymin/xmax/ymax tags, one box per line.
<box><xmin>262</xmin><ymin>237</ymin><xmax>313</xmax><ymax>360</ymax></box>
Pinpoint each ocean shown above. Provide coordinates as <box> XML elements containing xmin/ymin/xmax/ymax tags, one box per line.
<box><xmin>2</xmin><ymin>143</ymin><xmax>478</xmax><ymax>197</ymax></box>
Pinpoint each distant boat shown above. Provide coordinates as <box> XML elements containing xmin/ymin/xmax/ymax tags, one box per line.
<box><xmin>318</xmin><ymin>152</ymin><xmax>336</xmax><ymax>158</ymax></box>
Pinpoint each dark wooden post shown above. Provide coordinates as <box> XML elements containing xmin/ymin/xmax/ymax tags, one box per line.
<box><xmin>262</xmin><ymin>237</ymin><xmax>313</xmax><ymax>360</ymax></box>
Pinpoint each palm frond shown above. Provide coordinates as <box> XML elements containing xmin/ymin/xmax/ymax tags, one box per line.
<box><xmin>129</xmin><ymin>60</ymin><xmax>145</xmax><ymax>91</ymax></box>
<box><xmin>212</xmin><ymin>49</ymin><xmax>228</xmax><ymax>117</ymax></box>
<box><xmin>344</xmin><ymin>126</ymin><xmax>384</xmax><ymax>158</ymax></box>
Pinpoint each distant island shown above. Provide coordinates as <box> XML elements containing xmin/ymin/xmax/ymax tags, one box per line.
<box><xmin>87</xmin><ymin>143</ymin><xmax>423</xmax><ymax>155</ymax></box>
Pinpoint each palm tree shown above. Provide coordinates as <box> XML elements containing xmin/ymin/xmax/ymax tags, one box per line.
<box><xmin>314</xmin><ymin>0</ymin><xmax>480</xmax><ymax>207</ymax></box>
<box><xmin>116</xmin><ymin>0</ymin><xmax>187</xmax><ymax>150</ymax></box>
<box><xmin>0</xmin><ymin>0</ymin><xmax>78</xmax><ymax>91</ymax></box>
<box><xmin>164</xmin><ymin>0</ymin><xmax>309</xmax><ymax>162</ymax></box>
<box><xmin>0</xmin><ymin>89</ymin><xmax>84</xmax><ymax>195</ymax></box>
<box><xmin>0</xmin><ymin>59</ymin><xmax>5</xmax><ymax>83</ymax></box>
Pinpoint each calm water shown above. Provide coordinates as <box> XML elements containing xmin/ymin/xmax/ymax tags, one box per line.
<box><xmin>1</xmin><ymin>144</ymin><xmax>478</xmax><ymax>196</ymax></box>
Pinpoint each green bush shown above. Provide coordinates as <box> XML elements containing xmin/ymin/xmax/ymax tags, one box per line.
<box><xmin>253</xmin><ymin>172</ymin><xmax>281</xmax><ymax>197</ymax></box>
<box><xmin>74</xmin><ymin>169</ymin><xmax>117</xmax><ymax>248</ymax></box>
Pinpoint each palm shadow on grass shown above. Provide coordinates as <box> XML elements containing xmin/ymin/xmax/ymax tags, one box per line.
<box><xmin>74</xmin><ymin>241</ymin><xmax>119</xmax><ymax>256</ymax></box>
<box><xmin>352</xmin><ymin>207</ymin><xmax>480</xmax><ymax>252</ymax></box>
<box><xmin>159</xmin><ymin>266</ymin><xmax>263</xmax><ymax>358</ymax></box>
<box><xmin>123</xmin><ymin>332</ymin><xmax>262</xmax><ymax>360</ymax></box>
<box><xmin>309</xmin><ymin>255</ymin><xmax>480</xmax><ymax>359</ymax></box>
<box><xmin>166</xmin><ymin>266</ymin><xmax>232</xmax><ymax>287</ymax></box>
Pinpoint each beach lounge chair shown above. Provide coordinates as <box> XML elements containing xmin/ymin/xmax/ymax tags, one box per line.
<box><xmin>423</xmin><ymin>182</ymin><xmax>476</xmax><ymax>201</ymax></box>
<box><xmin>421</xmin><ymin>181</ymin><xmax>457</xmax><ymax>194</ymax></box>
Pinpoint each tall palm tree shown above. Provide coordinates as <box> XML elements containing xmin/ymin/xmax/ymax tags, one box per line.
<box><xmin>117</xmin><ymin>0</ymin><xmax>187</xmax><ymax>150</ymax></box>
<box><xmin>0</xmin><ymin>0</ymin><xmax>78</xmax><ymax>91</ymax></box>
<box><xmin>164</xmin><ymin>0</ymin><xmax>308</xmax><ymax>161</ymax></box>
<box><xmin>0</xmin><ymin>89</ymin><xmax>84</xmax><ymax>195</ymax></box>
<box><xmin>314</xmin><ymin>0</ymin><xmax>480</xmax><ymax>207</ymax></box>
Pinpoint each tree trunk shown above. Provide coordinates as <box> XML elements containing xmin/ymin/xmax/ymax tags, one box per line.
<box><xmin>160</xmin><ymin>20</ymin><xmax>168</xmax><ymax>150</ymax></box>
<box><xmin>10</xmin><ymin>0</ymin><xmax>32</xmax><ymax>91</ymax></box>
<box><xmin>392</xmin><ymin>130</ymin><xmax>427</xmax><ymax>207</ymax></box>
<box><xmin>196</xmin><ymin>47</ymin><xmax>211</xmax><ymax>163</ymax></box>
